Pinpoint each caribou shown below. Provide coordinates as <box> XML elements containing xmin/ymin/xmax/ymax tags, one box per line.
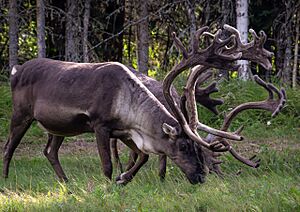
<box><xmin>3</xmin><ymin>59</ymin><xmax>236</xmax><ymax>185</ymax></box>
<box><xmin>3</xmin><ymin>25</ymin><xmax>285</xmax><ymax>185</ymax></box>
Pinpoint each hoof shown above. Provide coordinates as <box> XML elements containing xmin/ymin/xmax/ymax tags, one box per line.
<box><xmin>59</xmin><ymin>177</ymin><xmax>69</xmax><ymax>183</ymax></box>
<box><xmin>115</xmin><ymin>173</ymin><xmax>131</xmax><ymax>185</ymax></box>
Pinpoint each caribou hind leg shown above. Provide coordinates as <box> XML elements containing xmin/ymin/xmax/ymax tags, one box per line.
<box><xmin>43</xmin><ymin>134</ymin><xmax>68</xmax><ymax>182</ymax></box>
<box><xmin>3</xmin><ymin>112</ymin><xmax>33</xmax><ymax>178</ymax></box>
<box><xmin>110</xmin><ymin>138</ymin><xmax>123</xmax><ymax>173</ymax></box>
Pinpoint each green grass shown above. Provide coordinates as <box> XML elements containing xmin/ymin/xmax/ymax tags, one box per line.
<box><xmin>0</xmin><ymin>151</ymin><xmax>299</xmax><ymax>211</ymax></box>
<box><xmin>0</xmin><ymin>81</ymin><xmax>299</xmax><ymax>211</ymax></box>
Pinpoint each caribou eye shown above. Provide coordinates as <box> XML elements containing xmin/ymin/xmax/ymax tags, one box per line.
<box><xmin>179</xmin><ymin>142</ymin><xmax>188</xmax><ymax>152</ymax></box>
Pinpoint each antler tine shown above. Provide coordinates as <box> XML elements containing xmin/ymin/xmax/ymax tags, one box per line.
<box><xmin>266</xmin><ymin>84</ymin><xmax>286</xmax><ymax>117</ymax></box>
<box><xmin>253</xmin><ymin>76</ymin><xmax>287</xmax><ymax>115</ymax></box>
<box><xmin>223</xmin><ymin>24</ymin><xmax>250</xmax><ymax>48</ymax></box>
<box><xmin>249</xmin><ymin>28</ymin><xmax>259</xmax><ymax>44</ymax></box>
<box><xmin>202</xmin><ymin>30</ymin><xmax>242</xmax><ymax>62</ymax></box>
<box><xmin>229</xmin><ymin>146</ymin><xmax>260</xmax><ymax>168</ymax></box>
<box><xmin>258</xmin><ymin>30</ymin><xmax>267</xmax><ymax>47</ymax></box>
<box><xmin>172</xmin><ymin>32</ymin><xmax>188</xmax><ymax>59</ymax></box>
<box><xmin>254</xmin><ymin>75</ymin><xmax>274</xmax><ymax>99</ymax></box>
<box><xmin>224</xmin><ymin>25</ymin><xmax>274</xmax><ymax>70</ymax></box>
<box><xmin>196</xmin><ymin>70</ymin><xmax>212</xmax><ymax>85</ymax></box>
<box><xmin>194</xmin><ymin>71</ymin><xmax>224</xmax><ymax>115</ymax></box>
<box><xmin>192</xmin><ymin>26</ymin><xmax>209</xmax><ymax>54</ymax></box>
<box><xmin>253</xmin><ymin>75</ymin><xmax>287</xmax><ymax>117</ymax></box>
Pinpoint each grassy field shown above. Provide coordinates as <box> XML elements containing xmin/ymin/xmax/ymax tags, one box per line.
<box><xmin>0</xmin><ymin>80</ymin><xmax>299</xmax><ymax>211</ymax></box>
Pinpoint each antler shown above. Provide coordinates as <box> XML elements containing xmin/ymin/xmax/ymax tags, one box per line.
<box><xmin>194</xmin><ymin>71</ymin><xmax>224</xmax><ymax>115</ymax></box>
<box><xmin>222</xmin><ymin>75</ymin><xmax>286</xmax><ymax>130</ymax></box>
<box><xmin>208</xmin><ymin>75</ymin><xmax>286</xmax><ymax>168</ymax></box>
<box><xmin>163</xmin><ymin>27</ymin><xmax>244</xmax><ymax>150</ymax></box>
<box><xmin>223</xmin><ymin>24</ymin><xmax>274</xmax><ymax>70</ymax></box>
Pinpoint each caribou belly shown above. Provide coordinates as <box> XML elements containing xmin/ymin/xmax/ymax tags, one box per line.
<box><xmin>34</xmin><ymin>103</ymin><xmax>92</xmax><ymax>136</ymax></box>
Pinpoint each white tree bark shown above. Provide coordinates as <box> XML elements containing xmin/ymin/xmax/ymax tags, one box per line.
<box><xmin>37</xmin><ymin>0</ymin><xmax>46</xmax><ymax>58</ymax></box>
<box><xmin>292</xmin><ymin>9</ymin><xmax>299</xmax><ymax>89</ymax></box>
<box><xmin>236</xmin><ymin>0</ymin><xmax>249</xmax><ymax>80</ymax></box>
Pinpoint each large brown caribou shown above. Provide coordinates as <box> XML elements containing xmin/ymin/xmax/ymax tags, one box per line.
<box><xmin>3</xmin><ymin>60</ymin><xmax>240</xmax><ymax>184</ymax></box>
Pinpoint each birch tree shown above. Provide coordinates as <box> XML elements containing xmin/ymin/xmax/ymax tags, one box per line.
<box><xmin>292</xmin><ymin>9</ymin><xmax>299</xmax><ymax>89</ymax></box>
<box><xmin>236</xmin><ymin>0</ymin><xmax>249</xmax><ymax>80</ymax></box>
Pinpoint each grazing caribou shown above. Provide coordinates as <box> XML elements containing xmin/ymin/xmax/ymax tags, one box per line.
<box><xmin>4</xmin><ymin>56</ymin><xmax>241</xmax><ymax>184</ymax></box>
<box><xmin>3</xmin><ymin>25</ymin><xmax>286</xmax><ymax>185</ymax></box>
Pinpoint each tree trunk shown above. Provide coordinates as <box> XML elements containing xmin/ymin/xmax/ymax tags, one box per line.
<box><xmin>83</xmin><ymin>0</ymin><xmax>91</xmax><ymax>63</ymax></box>
<box><xmin>219</xmin><ymin>0</ymin><xmax>233</xmax><ymax>80</ymax></box>
<box><xmin>127</xmin><ymin>0</ymin><xmax>133</xmax><ymax>66</ymax></box>
<box><xmin>136</xmin><ymin>0</ymin><xmax>149</xmax><ymax>75</ymax></box>
<box><xmin>45</xmin><ymin>0</ymin><xmax>65</xmax><ymax>61</ymax></box>
<box><xmin>37</xmin><ymin>0</ymin><xmax>46</xmax><ymax>58</ymax></box>
<box><xmin>187</xmin><ymin>0</ymin><xmax>196</xmax><ymax>52</ymax></box>
<box><xmin>282</xmin><ymin>0</ymin><xmax>293</xmax><ymax>86</ymax></box>
<box><xmin>292</xmin><ymin>9</ymin><xmax>299</xmax><ymax>89</ymax></box>
<box><xmin>9</xmin><ymin>0</ymin><xmax>18</xmax><ymax>70</ymax></box>
<box><xmin>236</xmin><ymin>0</ymin><xmax>250</xmax><ymax>80</ymax></box>
<box><xmin>102</xmin><ymin>0</ymin><xmax>125</xmax><ymax>62</ymax></box>
<box><xmin>65</xmin><ymin>0</ymin><xmax>79</xmax><ymax>62</ymax></box>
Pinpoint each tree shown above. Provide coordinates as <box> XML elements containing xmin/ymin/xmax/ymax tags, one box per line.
<box><xmin>135</xmin><ymin>0</ymin><xmax>149</xmax><ymax>75</ymax></box>
<box><xmin>83</xmin><ymin>0</ymin><xmax>91</xmax><ymax>62</ymax></box>
<box><xmin>292</xmin><ymin>9</ymin><xmax>299</xmax><ymax>89</ymax></box>
<box><xmin>236</xmin><ymin>0</ymin><xmax>250</xmax><ymax>80</ymax></box>
<box><xmin>37</xmin><ymin>0</ymin><xmax>46</xmax><ymax>58</ymax></box>
<box><xmin>282</xmin><ymin>0</ymin><xmax>293</xmax><ymax>85</ymax></box>
<box><xmin>65</xmin><ymin>0</ymin><xmax>79</xmax><ymax>62</ymax></box>
<box><xmin>102</xmin><ymin>0</ymin><xmax>125</xmax><ymax>62</ymax></box>
<box><xmin>8</xmin><ymin>0</ymin><xmax>18</xmax><ymax>70</ymax></box>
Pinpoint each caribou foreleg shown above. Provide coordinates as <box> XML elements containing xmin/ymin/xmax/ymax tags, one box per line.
<box><xmin>115</xmin><ymin>139</ymin><xmax>149</xmax><ymax>185</ymax></box>
<box><xmin>43</xmin><ymin>134</ymin><xmax>68</xmax><ymax>182</ymax></box>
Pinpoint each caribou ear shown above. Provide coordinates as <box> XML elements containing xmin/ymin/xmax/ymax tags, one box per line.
<box><xmin>162</xmin><ymin>123</ymin><xmax>179</xmax><ymax>138</ymax></box>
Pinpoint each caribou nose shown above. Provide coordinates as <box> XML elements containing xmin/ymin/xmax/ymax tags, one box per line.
<box><xmin>197</xmin><ymin>174</ymin><xmax>206</xmax><ymax>184</ymax></box>
<box><xmin>188</xmin><ymin>174</ymin><xmax>206</xmax><ymax>184</ymax></box>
